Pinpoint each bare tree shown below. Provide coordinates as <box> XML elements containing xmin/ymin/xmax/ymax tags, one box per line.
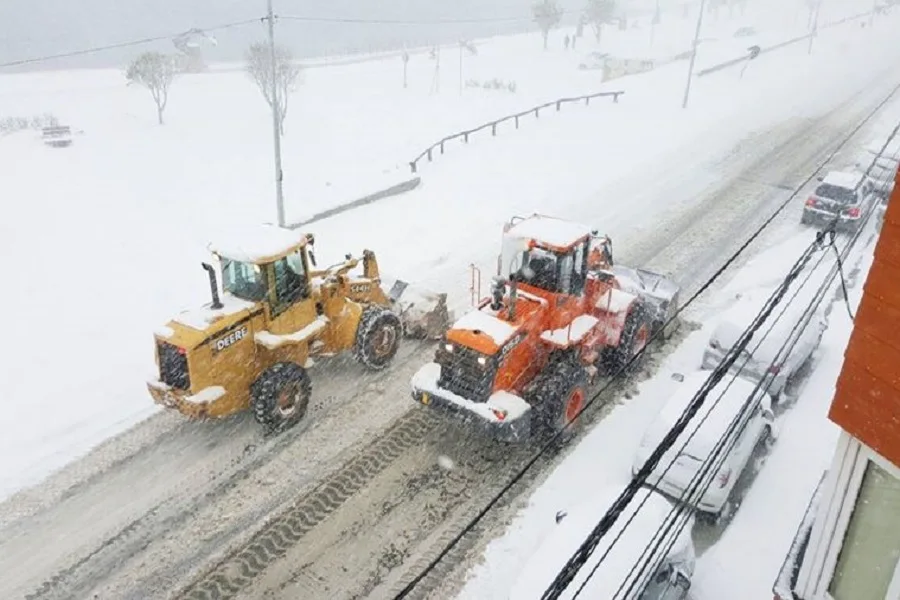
<box><xmin>585</xmin><ymin>0</ymin><xmax>617</xmax><ymax>43</ymax></box>
<box><xmin>246</xmin><ymin>42</ymin><xmax>302</xmax><ymax>135</ymax></box>
<box><xmin>532</xmin><ymin>0</ymin><xmax>564</xmax><ymax>50</ymax></box>
<box><xmin>125</xmin><ymin>52</ymin><xmax>176</xmax><ymax>125</ymax></box>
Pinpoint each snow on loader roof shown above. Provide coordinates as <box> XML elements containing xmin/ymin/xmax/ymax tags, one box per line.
<box><xmin>208</xmin><ymin>223</ymin><xmax>310</xmax><ymax>263</ymax></box>
<box><xmin>504</xmin><ymin>214</ymin><xmax>595</xmax><ymax>249</ymax></box>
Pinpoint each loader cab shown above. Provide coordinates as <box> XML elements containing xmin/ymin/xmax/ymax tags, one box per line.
<box><xmin>501</xmin><ymin>215</ymin><xmax>593</xmax><ymax>297</ymax></box>
<box><xmin>210</xmin><ymin>225</ymin><xmax>316</xmax><ymax>320</ymax></box>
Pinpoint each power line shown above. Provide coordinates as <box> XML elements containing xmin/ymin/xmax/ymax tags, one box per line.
<box><xmin>560</xmin><ymin>126</ymin><xmax>900</xmax><ymax>599</ymax></box>
<box><xmin>0</xmin><ymin>18</ymin><xmax>263</xmax><ymax>69</ymax></box>
<box><xmin>546</xmin><ymin>234</ymin><xmax>826</xmax><ymax>599</ymax></box>
<box><xmin>279</xmin><ymin>11</ymin><xmax>579</xmax><ymax>26</ymax></box>
<box><xmin>392</xmin><ymin>79</ymin><xmax>900</xmax><ymax>600</ymax></box>
<box><xmin>614</xmin><ymin>195</ymin><xmax>881</xmax><ymax>600</ymax></box>
<box><xmin>610</xmin><ymin>239</ymin><xmax>836</xmax><ymax>600</ymax></box>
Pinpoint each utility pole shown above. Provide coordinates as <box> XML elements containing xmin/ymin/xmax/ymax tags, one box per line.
<box><xmin>681</xmin><ymin>0</ymin><xmax>708</xmax><ymax>109</ymax></box>
<box><xmin>266</xmin><ymin>0</ymin><xmax>286</xmax><ymax>227</ymax></box>
<box><xmin>458</xmin><ymin>41</ymin><xmax>464</xmax><ymax>95</ymax></box>
<box><xmin>807</xmin><ymin>0</ymin><xmax>821</xmax><ymax>55</ymax></box>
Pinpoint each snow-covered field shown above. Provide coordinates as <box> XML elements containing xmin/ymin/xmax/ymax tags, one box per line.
<box><xmin>453</xmin><ymin>184</ymin><xmax>882</xmax><ymax>600</ymax></box>
<box><xmin>0</xmin><ymin>0</ymin><xmax>891</xmax><ymax>503</ymax></box>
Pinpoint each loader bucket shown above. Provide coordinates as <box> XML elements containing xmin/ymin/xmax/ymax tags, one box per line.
<box><xmin>610</xmin><ymin>265</ymin><xmax>681</xmax><ymax>339</ymax></box>
<box><xmin>385</xmin><ymin>279</ymin><xmax>453</xmax><ymax>340</ymax></box>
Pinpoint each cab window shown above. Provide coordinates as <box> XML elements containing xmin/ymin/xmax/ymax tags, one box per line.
<box><xmin>272</xmin><ymin>249</ymin><xmax>308</xmax><ymax>313</ymax></box>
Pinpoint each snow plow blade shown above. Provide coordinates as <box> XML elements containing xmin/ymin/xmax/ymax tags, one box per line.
<box><xmin>610</xmin><ymin>265</ymin><xmax>681</xmax><ymax>339</ymax></box>
<box><xmin>384</xmin><ymin>279</ymin><xmax>454</xmax><ymax>340</ymax></box>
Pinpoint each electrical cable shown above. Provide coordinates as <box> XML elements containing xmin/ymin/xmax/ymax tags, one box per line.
<box><xmin>601</xmin><ymin>143</ymin><xmax>893</xmax><ymax>599</ymax></box>
<box><xmin>562</xmin><ymin>234</ymin><xmax>828</xmax><ymax>600</ymax></box>
<box><xmin>392</xmin><ymin>81</ymin><xmax>900</xmax><ymax>600</ymax></box>
<box><xmin>279</xmin><ymin>13</ymin><xmax>576</xmax><ymax>26</ymax></box>
<box><xmin>611</xmin><ymin>239</ymin><xmax>837</xmax><ymax>600</ymax></box>
<box><xmin>600</xmin><ymin>239</ymin><xmax>833</xmax><ymax>599</ymax></box>
<box><xmin>0</xmin><ymin>18</ymin><xmax>264</xmax><ymax>69</ymax></box>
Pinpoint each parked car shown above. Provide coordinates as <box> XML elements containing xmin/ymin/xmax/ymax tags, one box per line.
<box><xmin>701</xmin><ymin>287</ymin><xmax>827</xmax><ymax>400</ymax></box>
<box><xmin>510</xmin><ymin>485</ymin><xmax>696</xmax><ymax>599</ymax></box>
<box><xmin>855</xmin><ymin>139</ymin><xmax>899</xmax><ymax>200</ymax></box>
<box><xmin>633</xmin><ymin>371</ymin><xmax>776</xmax><ymax>524</ymax></box>
<box><xmin>578</xmin><ymin>51</ymin><xmax>609</xmax><ymax>70</ymax></box>
<box><xmin>801</xmin><ymin>170</ymin><xmax>877</xmax><ymax>232</ymax></box>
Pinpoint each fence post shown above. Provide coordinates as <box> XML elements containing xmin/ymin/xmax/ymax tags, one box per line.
<box><xmin>440</xmin><ymin>140</ymin><xmax>445</xmax><ymax>154</ymax></box>
<box><xmin>534</xmin><ymin>108</ymin><xmax>540</xmax><ymax>118</ymax></box>
<box><xmin>492</xmin><ymin>122</ymin><xmax>497</xmax><ymax>136</ymax></box>
<box><xmin>515</xmin><ymin>115</ymin><xmax>520</xmax><ymax>129</ymax></box>
<box><xmin>410</xmin><ymin>161</ymin><xmax>417</xmax><ymax>173</ymax></box>
<box><xmin>464</xmin><ymin>132</ymin><xmax>469</xmax><ymax>143</ymax></box>
<box><xmin>556</xmin><ymin>100</ymin><xmax>562</xmax><ymax>111</ymax></box>
<box><xmin>427</xmin><ymin>148</ymin><xmax>433</xmax><ymax>162</ymax></box>
<box><xmin>613</xmin><ymin>92</ymin><xmax>620</xmax><ymax>103</ymax></box>
<box><xmin>585</xmin><ymin>96</ymin><xmax>590</xmax><ymax>106</ymax></box>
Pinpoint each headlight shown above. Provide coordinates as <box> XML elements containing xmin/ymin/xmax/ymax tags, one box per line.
<box><xmin>477</xmin><ymin>356</ymin><xmax>487</xmax><ymax>366</ymax></box>
<box><xmin>444</xmin><ymin>343</ymin><xmax>454</xmax><ymax>353</ymax></box>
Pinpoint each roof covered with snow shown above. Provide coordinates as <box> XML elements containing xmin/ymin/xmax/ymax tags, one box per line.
<box><xmin>640</xmin><ymin>371</ymin><xmax>767</xmax><ymax>463</ymax></box>
<box><xmin>821</xmin><ymin>170</ymin><xmax>864</xmax><ymax>190</ymax></box>
<box><xmin>504</xmin><ymin>214</ymin><xmax>593</xmax><ymax>249</ymax></box>
<box><xmin>208</xmin><ymin>223</ymin><xmax>308</xmax><ymax>264</ymax></box>
<box><xmin>712</xmin><ymin>286</ymin><xmax>826</xmax><ymax>364</ymax></box>
<box><xmin>510</xmin><ymin>485</ymin><xmax>694</xmax><ymax>599</ymax></box>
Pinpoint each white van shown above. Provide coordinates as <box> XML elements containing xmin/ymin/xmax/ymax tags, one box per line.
<box><xmin>510</xmin><ymin>485</ymin><xmax>695</xmax><ymax>600</ymax></box>
<box><xmin>632</xmin><ymin>371</ymin><xmax>775</xmax><ymax>524</ymax></box>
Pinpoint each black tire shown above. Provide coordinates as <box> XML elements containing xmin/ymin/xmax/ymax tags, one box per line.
<box><xmin>354</xmin><ymin>306</ymin><xmax>402</xmax><ymax>370</ymax></box>
<box><xmin>250</xmin><ymin>362</ymin><xmax>311</xmax><ymax>434</ymax></box>
<box><xmin>659</xmin><ymin>290</ymin><xmax>681</xmax><ymax>341</ymax></box>
<box><xmin>608</xmin><ymin>302</ymin><xmax>651</xmax><ymax>374</ymax></box>
<box><xmin>530</xmin><ymin>359</ymin><xmax>589</xmax><ymax>438</ymax></box>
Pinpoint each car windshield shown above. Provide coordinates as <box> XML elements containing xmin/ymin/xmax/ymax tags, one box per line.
<box><xmin>221</xmin><ymin>258</ymin><xmax>267</xmax><ymax>302</ymax></box>
<box><xmin>815</xmin><ymin>183</ymin><xmax>858</xmax><ymax>204</ymax></box>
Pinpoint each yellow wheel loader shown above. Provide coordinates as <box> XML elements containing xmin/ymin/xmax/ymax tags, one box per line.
<box><xmin>147</xmin><ymin>224</ymin><xmax>450</xmax><ymax>433</ymax></box>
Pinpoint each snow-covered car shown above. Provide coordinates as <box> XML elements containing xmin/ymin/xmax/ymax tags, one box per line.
<box><xmin>633</xmin><ymin>371</ymin><xmax>776</xmax><ymax>524</ymax></box>
<box><xmin>578</xmin><ymin>51</ymin><xmax>609</xmax><ymax>70</ymax></box>
<box><xmin>510</xmin><ymin>485</ymin><xmax>696</xmax><ymax>600</ymax></box>
<box><xmin>855</xmin><ymin>139</ymin><xmax>899</xmax><ymax>199</ymax></box>
<box><xmin>801</xmin><ymin>171</ymin><xmax>878</xmax><ymax>232</ymax></box>
<box><xmin>701</xmin><ymin>288</ymin><xmax>827</xmax><ymax>400</ymax></box>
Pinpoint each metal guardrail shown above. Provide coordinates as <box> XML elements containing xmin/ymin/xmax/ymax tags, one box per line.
<box><xmin>697</xmin><ymin>10</ymin><xmax>874</xmax><ymax>78</ymax></box>
<box><xmin>408</xmin><ymin>90</ymin><xmax>624</xmax><ymax>173</ymax></box>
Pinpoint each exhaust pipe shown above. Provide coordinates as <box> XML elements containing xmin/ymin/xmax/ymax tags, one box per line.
<box><xmin>201</xmin><ymin>262</ymin><xmax>224</xmax><ymax>309</ymax></box>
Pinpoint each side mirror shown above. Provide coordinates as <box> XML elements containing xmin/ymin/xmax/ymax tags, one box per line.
<box><xmin>816</xmin><ymin>175</ymin><xmax>824</xmax><ymax>182</ymax></box>
<box><xmin>762</xmin><ymin>407</ymin><xmax>775</xmax><ymax>423</ymax></box>
<box><xmin>672</xmin><ymin>567</ymin><xmax>692</xmax><ymax>590</ymax></box>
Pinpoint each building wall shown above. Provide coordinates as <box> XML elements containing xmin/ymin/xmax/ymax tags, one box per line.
<box><xmin>828</xmin><ymin>167</ymin><xmax>900</xmax><ymax>469</ymax></box>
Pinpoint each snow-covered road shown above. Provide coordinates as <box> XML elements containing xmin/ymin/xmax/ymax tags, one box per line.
<box><xmin>2</xmin><ymin>62</ymin><xmax>897</xmax><ymax>599</ymax></box>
